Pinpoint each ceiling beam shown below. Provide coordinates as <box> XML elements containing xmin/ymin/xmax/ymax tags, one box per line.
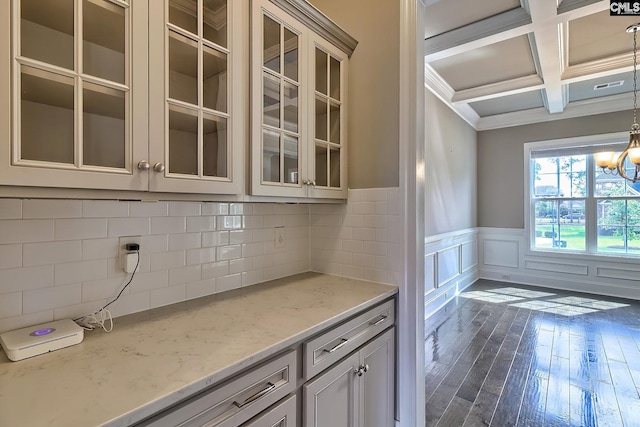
<box><xmin>452</xmin><ymin>75</ymin><xmax>545</xmax><ymax>104</ymax></box>
<box><xmin>528</xmin><ymin>0</ymin><xmax>567</xmax><ymax>113</ymax></box>
<box><xmin>424</xmin><ymin>8</ymin><xmax>533</xmax><ymax>62</ymax></box>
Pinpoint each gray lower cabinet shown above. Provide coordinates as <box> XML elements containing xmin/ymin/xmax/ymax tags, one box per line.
<box><xmin>303</xmin><ymin>327</ymin><xmax>395</xmax><ymax>427</ymax></box>
<box><xmin>240</xmin><ymin>395</ymin><xmax>296</xmax><ymax>427</ymax></box>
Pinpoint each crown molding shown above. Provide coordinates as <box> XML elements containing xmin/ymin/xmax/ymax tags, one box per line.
<box><xmin>475</xmin><ymin>92</ymin><xmax>631</xmax><ymax>131</ymax></box>
<box><xmin>269</xmin><ymin>0</ymin><xmax>358</xmax><ymax>56</ymax></box>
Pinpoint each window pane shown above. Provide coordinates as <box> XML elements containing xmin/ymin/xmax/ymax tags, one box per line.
<box><xmin>315</xmin><ymin>144</ymin><xmax>327</xmax><ymax>187</ymax></box>
<box><xmin>21</xmin><ymin>0</ymin><xmax>74</xmax><ymax>70</ymax></box>
<box><xmin>83</xmin><ymin>0</ymin><xmax>125</xmax><ymax>84</ymax></box>
<box><xmin>534</xmin><ymin>200</ymin><xmax>585</xmax><ymax>251</ymax></box>
<box><xmin>629</xmin><ymin>227</ymin><xmax>640</xmax><ymax>255</ymax></box>
<box><xmin>330</xmin><ymin>148</ymin><xmax>340</xmax><ymax>188</ymax></box>
<box><xmin>168</xmin><ymin>107</ymin><xmax>198</xmax><ymax>175</ymax></box>
<box><xmin>533</xmin><ymin>156</ymin><xmax>586</xmax><ymax>198</ymax></box>
<box><xmin>316</xmin><ymin>48</ymin><xmax>327</xmax><ymax>95</ymax></box>
<box><xmin>203</xmin><ymin>46</ymin><xmax>227</xmax><ymax>112</ymax></box>
<box><xmin>263</xmin><ymin>16</ymin><xmax>280</xmax><ymax>73</ymax></box>
<box><xmin>330</xmin><ymin>56</ymin><xmax>340</xmax><ymax>100</ymax></box>
<box><xmin>263</xmin><ymin>129</ymin><xmax>280</xmax><ymax>183</ymax></box>
<box><xmin>169</xmin><ymin>32</ymin><xmax>198</xmax><ymax>105</ymax></box>
<box><xmin>83</xmin><ymin>83</ymin><xmax>125</xmax><ymax>168</ymax></box>
<box><xmin>283</xmin><ymin>135</ymin><xmax>298</xmax><ymax>184</ymax></box>
<box><xmin>595</xmin><ymin>167</ymin><xmax>626</xmax><ymax>197</ymax></box>
<box><xmin>329</xmin><ymin>101</ymin><xmax>340</xmax><ymax>144</ymax></box>
<box><xmin>21</xmin><ymin>68</ymin><xmax>74</xmax><ymax>164</ymax></box>
<box><xmin>315</xmin><ymin>97</ymin><xmax>327</xmax><ymax>141</ymax></box>
<box><xmin>283</xmin><ymin>28</ymin><xmax>298</xmax><ymax>82</ymax></box>
<box><xmin>263</xmin><ymin>72</ymin><xmax>280</xmax><ymax>128</ymax></box>
<box><xmin>283</xmin><ymin>82</ymin><xmax>298</xmax><ymax>133</ymax></box>
<box><xmin>203</xmin><ymin>114</ymin><xmax>227</xmax><ymax>177</ymax></box>
<box><xmin>203</xmin><ymin>0</ymin><xmax>227</xmax><ymax>48</ymax></box>
<box><xmin>169</xmin><ymin>0</ymin><xmax>197</xmax><ymax>34</ymax></box>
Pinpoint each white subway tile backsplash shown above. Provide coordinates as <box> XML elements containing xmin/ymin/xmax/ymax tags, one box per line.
<box><xmin>0</xmin><ymin>265</ymin><xmax>54</xmax><ymax>293</ymax></box>
<box><xmin>0</xmin><ymin>244</ymin><xmax>22</xmax><ymax>269</ymax></box>
<box><xmin>203</xmin><ymin>231</ymin><xmax>230</xmax><ymax>247</ymax></box>
<box><xmin>169</xmin><ymin>202</ymin><xmax>201</xmax><ymax>217</ymax></box>
<box><xmin>0</xmin><ymin>292</ymin><xmax>22</xmax><ymax>318</ymax></box>
<box><xmin>185</xmin><ymin>278</ymin><xmax>216</xmax><ymax>300</ymax></box>
<box><xmin>169</xmin><ymin>233</ymin><xmax>202</xmax><ymax>251</ymax></box>
<box><xmin>186</xmin><ymin>247</ymin><xmax>216</xmax><ymax>266</ymax></box>
<box><xmin>55</xmin><ymin>218</ymin><xmax>108</xmax><ymax>241</ymax></box>
<box><xmin>0</xmin><ymin>219</ymin><xmax>54</xmax><ymax>244</ymax></box>
<box><xmin>108</xmin><ymin>217</ymin><xmax>150</xmax><ymax>237</ymax></box>
<box><xmin>83</xmin><ymin>200</ymin><xmax>129</xmax><ymax>217</ymax></box>
<box><xmin>130</xmin><ymin>202</ymin><xmax>169</xmax><ymax>217</ymax></box>
<box><xmin>169</xmin><ymin>265</ymin><xmax>202</xmax><ymax>286</ymax></box>
<box><xmin>187</xmin><ymin>216</ymin><xmax>216</xmax><ymax>232</ymax></box>
<box><xmin>202</xmin><ymin>202</ymin><xmax>229</xmax><ymax>216</ymax></box>
<box><xmin>0</xmin><ymin>199</ymin><xmax>22</xmax><ymax>219</ymax></box>
<box><xmin>202</xmin><ymin>261</ymin><xmax>229</xmax><ymax>279</ymax></box>
<box><xmin>130</xmin><ymin>270</ymin><xmax>169</xmax><ymax>293</ymax></box>
<box><xmin>150</xmin><ymin>285</ymin><xmax>185</xmax><ymax>309</ymax></box>
<box><xmin>150</xmin><ymin>251</ymin><xmax>185</xmax><ymax>271</ymax></box>
<box><xmin>216</xmin><ymin>273</ymin><xmax>242</xmax><ymax>292</ymax></box>
<box><xmin>23</xmin><ymin>241</ymin><xmax>82</xmax><ymax>266</ymax></box>
<box><xmin>0</xmin><ymin>190</ymin><xmax>397</xmax><ymax>332</ymax></box>
<box><xmin>23</xmin><ymin>284</ymin><xmax>81</xmax><ymax>314</ymax></box>
<box><xmin>217</xmin><ymin>244</ymin><xmax>242</xmax><ymax>261</ymax></box>
<box><xmin>55</xmin><ymin>260</ymin><xmax>108</xmax><ymax>285</ymax></box>
<box><xmin>151</xmin><ymin>217</ymin><xmax>186</xmax><ymax>235</ymax></box>
<box><xmin>23</xmin><ymin>200</ymin><xmax>82</xmax><ymax>219</ymax></box>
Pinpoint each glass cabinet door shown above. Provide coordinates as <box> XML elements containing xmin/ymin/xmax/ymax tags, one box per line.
<box><xmin>148</xmin><ymin>0</ymin><xmax>242</xmax><ymax>194</ymax></box>
<box><xmin>2</xmin><ymin>0</ymin><xmax>146</xmax><ymax>190</ymax></box>
<box><xmin>260</xmin><ymin>13</ymin><xmax>301</xmax><ymax>187</ymax></box>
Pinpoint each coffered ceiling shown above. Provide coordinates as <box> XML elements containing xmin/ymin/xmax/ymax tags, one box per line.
<box><xmin>424</xmin><ymin>0</ymin><xmax>640</xmax><ymax>130</ymax></box>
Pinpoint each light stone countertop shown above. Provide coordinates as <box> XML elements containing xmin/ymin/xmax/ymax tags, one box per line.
<box><xmin>0</xmin><ymin>272</ymin><xmax>397</xmax><ymax>427</ymax></box>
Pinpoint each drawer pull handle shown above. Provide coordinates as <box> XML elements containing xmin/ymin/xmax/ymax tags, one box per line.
<box><xmin>323</xmin><ymin>338</ymin><xmax>349</xmax><ymax>353</ymax></box>
<box><xmin>232</xmin><ymin>382</ymin><xmax>276</xmax><ymax>408</ymax></box>
<box><xmin>369</xmin><ymin>315</ymin><xmax>388</xmax><ymax>326</ymax></box>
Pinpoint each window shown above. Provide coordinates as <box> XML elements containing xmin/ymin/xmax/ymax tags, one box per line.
<box><xmin>527</xmin><ymin>135</ymin><xmax>640</xmax><ymax>257</ymax></box>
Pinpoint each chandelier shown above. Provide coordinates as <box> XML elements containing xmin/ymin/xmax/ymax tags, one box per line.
<box><xmin>594</xmin><ymin>24</ymin><xmax>640</xmax><ymax>182</ymax></box>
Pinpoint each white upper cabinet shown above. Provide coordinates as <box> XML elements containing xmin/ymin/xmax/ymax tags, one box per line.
<box><xmin>1</xmin><ymin>0</ymin><xmax>244</xmax><ymax>194</ymax></box>
<box><xmin>148</xmin><ymin>0</ymin><xmax>244</xmax><ymax>194</ymax></box>
<box><xmin>250</xmin><ymin>0</ymin><xmax>354</xmax><ymax>199</ymax></box>
<box><xmin>0</xmin><ymin>0</ymin><xmax>149</xmax><ymax>191</ymax></box>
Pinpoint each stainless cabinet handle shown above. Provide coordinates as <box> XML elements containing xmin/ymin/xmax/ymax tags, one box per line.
<box><xmin>137</xmin><ymin>160</ymin><xmax>150</xmax><ymax>170</ymax></box>
<box><xmin>355</xmin><ymin>364</ymin><xmax>369</xmax><ymax>377</ymax></box>
<box><xmin>323</xmin><ymin>338</ymin><xmax>348</xmax><ymax>353</ymax></box>
<box><xmin>153</xmin><ymin>162</ymin><xmax>165</xmax><ymax>173</ymax></box>
<box><xmin>232</xmin><ymin>382</ymin><xmax>275</xmax><ymax>408</ymax></box>
<box><xmin>369</xmin><ymin>315</ymin><xmax>388</xmax><ymax>326</ymax></box>
<box><xmin>310</xmin><ymin>180</ymin><xmax>316</xmax><ymax>186</ymax></box>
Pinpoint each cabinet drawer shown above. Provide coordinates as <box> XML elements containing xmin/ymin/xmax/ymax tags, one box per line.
<box><xmin>303</xmin><ymin>300</ymin><xmax>394</xmax><ymax>380</ymax></box>
<box><xmin>241</xmin><ymin>395</ymin><xmax>297</xmax><ymax>427</ymax></box>
<box><xmin>137</xmin><ymin>350</ymin><xmax>297</xmax><ymax>427</ymax></box>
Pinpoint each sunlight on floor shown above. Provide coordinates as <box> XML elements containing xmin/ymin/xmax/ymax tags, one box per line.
<box><xmin>459</xmin><ymin>288</ymin><xmax>629</xmax><ymax>316</ymax></box>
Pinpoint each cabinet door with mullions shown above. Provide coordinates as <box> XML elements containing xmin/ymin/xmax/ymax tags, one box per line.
<box><xmin>0</xmin><ymin>0</ymin><xmax>147</xmax><ymax>190</ymax></box>
<box><xmin>148</xmin><ymin>0</ymin><xmax>243</xmax><ymax>194</ymax></box>
<box><xmin>251</xmin><ymin>0</ymin><xmax>307</xmax><ymax>198</ymax></box>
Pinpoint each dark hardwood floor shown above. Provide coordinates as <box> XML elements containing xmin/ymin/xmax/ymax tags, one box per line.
<box><xmin>424</xmin><ymin>279</ymin><xmax>640</xmax><ymax>427</ymax></box>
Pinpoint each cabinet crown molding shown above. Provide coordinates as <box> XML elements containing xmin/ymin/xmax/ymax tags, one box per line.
<box><xmin>268</xmin><ymin>0</ymin><xmax>358</xmax><ymax>56</ymax></box>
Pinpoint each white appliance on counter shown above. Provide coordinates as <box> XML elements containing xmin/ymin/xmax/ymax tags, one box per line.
<box><xmin>0</xmin><ymin>319</ymin><xmax>84</xmax><ymax>361</ymax></box>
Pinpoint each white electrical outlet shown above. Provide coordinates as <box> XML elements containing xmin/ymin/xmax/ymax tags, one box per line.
<box><xmin>275</xmin><ymin>227</ymin><xmax>285</xmax><ymax>248</ymax></box>
<box><xmin>119</xmin><ymin>236</ymin><xmax>141</xmax><ymax>272</ymax></box>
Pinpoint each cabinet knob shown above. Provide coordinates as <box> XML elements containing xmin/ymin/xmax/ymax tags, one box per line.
<box><xmin>355</xmin><ymin>364</ymin><xmax>369</xmax><ymax>377</ymax></box>
<box><xmin>153</xmin><ymin>162</ymin><xmax>165</xmax><ymax>173</ymax></box>
<box><xmin>137</xmin><ymin>160</ymin><xmax>150</xmax><ymax>170</ymax></box>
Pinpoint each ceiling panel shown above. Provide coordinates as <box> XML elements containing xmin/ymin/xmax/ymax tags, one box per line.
<box><xmin>568</xmin><ymin>11</ymin><xmax>640</xmax><ymax>65</ymax></box>
<box><xmin>424</xmin><ymin>0</ymin><xmax>521</xmax><ymax>38</ymax></box>
<box><xmin>568</xmin><ymin>71</ymin><xmax>633</xmax><ymax>102</ymax></box>
<box><xmin>469</xmin><ymin>90</ymin><xmax>544</xmax><ymax>117</ymax></box>
<box><xmin>430</xmin><ymin>35</ymin><xmax>536</xmax><ymax>91</ymax></box>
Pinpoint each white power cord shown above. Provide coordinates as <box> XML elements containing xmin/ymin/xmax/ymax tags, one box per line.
<box><xmin>74</xmin><ymin>250</ymin><xmax>140</xmax><ymax>333</ymax></box>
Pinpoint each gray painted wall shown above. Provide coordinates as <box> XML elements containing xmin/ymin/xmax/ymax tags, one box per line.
<box><xmin>477</xmin><ymin>110</ymin><xmax>632</xmax><ymax>228</ymax></box>
<box><xmin>424</xmin><ymin>90</ymin><xmax>477</xmax><ymax>236</ymax></box>
<box><xmin>308</xmin><ymin>0</ymin><xmax>400</xmax><ymax>189</ymax></box>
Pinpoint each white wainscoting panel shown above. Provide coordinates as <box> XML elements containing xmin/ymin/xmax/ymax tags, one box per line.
<box><xmin>437</xmin><ymin>246</ymin><xmax>460</xmax><ymax>287</ymax></box>
<box><xmin>483</xmin><ymin>239</ymin><xmax>519</xmax><ymax>268</ymax></box>
<box><xmin>424</xmin><ymin>228</ymin><xmax>479</xmax><ymax>318</ymax></box>
<box><xmin>525</xmin><ymin>260</ymin><xmax>588</xmax><ymax>276</ymax></box>
<box><xmin>478</xmin><ymin>227</ymin><xmax>640</xmax><ymax>300</ymax></box>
